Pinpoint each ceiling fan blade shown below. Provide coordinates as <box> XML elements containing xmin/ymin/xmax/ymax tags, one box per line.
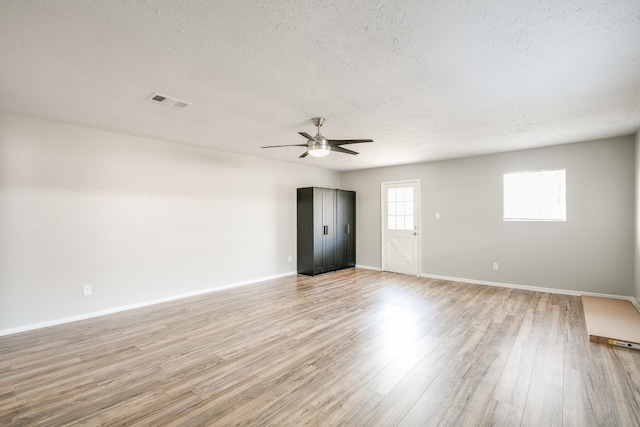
<box><xmin>298</xmin><ymin>132</ymin><xmax>314</xmax><ymax>140</ymax></box>
<box><xmin>262</xmin><ymin>143</ymin><xmax>308</xmax><ymax>148</ymax></box>
<box><xmin>331</xmin><ymin>146</ymin><xmax>359</xmax><ymax>155</ymax></box>
<box><xmin>299</xmin><ymin>151</ymin><xmax>309</xmax><ymax>158</ymax></box>
<box><xmin>327</xmin><ymin>139</ymin><xmax>373</xmax><ymax>146</ymax></box>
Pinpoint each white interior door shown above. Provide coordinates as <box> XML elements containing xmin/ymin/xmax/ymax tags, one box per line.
<box><xmin>381</xmin><ymin>180</ymin><xmax>420</xmax><ymax>276</ymax></box>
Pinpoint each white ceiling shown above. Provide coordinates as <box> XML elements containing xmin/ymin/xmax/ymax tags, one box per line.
<box><xmin>1</xmin><ymin>1</ymin><xmax>639</xmax><ymax>171</ymax></box>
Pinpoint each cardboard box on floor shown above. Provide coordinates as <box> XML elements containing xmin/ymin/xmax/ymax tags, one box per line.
<box><xmin>581</xmin><ymin>296</ymin><xmax>640</xmax><ymax>351</ymax></box>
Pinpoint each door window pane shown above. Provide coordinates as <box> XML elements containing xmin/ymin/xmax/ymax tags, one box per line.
<box><xmin>387</xmin><ymin>186</ymin><xmax>415</xmax><ymax>230</ymax></box>
<box><xmin>405</xmin><ymin>187</ymin><xmax>413</xmax><ymax>201</ymax></box>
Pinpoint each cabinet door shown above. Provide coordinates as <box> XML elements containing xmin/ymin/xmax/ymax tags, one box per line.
<box><xmin>312</xmin><ymin>188</ymin><xmax>326</xmax><ymax>274</ymax></box>
<box><xmin>337</xmin><ymin>190</ymin><xmax>356</xmax><ymax>269</ymax></box>
<box><xmin>321</xmin><ymin>188</ymin><xmax>337</xmax><ymax>273</ymax></box>
<box><xmin>297</xmin><ymin>187</ymin><xmax>316</xmax><ymax>276</ymax></box>
<box><xmin>345</xmin><ymin>191</ymin><xmax>356</xmax><ymax>267</ymax></box>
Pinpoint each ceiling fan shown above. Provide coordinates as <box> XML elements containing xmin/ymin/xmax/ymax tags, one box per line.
<box><xmin>262</xmin><ymin>117</ymin><xmax>373</xmax><ymax>158</ymax></box>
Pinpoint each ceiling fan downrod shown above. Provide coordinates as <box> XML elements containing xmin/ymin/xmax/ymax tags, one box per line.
<box><xmin>311</xmin><ymin>117</ymin><xmax>325</xmax><ymax>134</ymax></box>
<box><xmin>308</xmin><ymin>117</ymin><xmax>329</xmax><ymax>157</ymax></box>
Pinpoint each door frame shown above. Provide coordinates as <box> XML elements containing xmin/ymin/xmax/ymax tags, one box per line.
<box><xmin>380</xmin><ymin>179</ymin><xmax>421</xmax><ymax>276</ymax></box>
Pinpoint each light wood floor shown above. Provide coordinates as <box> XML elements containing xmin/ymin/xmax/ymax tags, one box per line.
<box><xmin>1</xmin><ymin>269</ymin><xmax>639</xmax><ymax>426</ymax></box>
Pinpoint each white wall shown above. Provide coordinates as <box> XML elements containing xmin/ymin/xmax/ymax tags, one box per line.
<box><xmin>341</xmin><ymin>136</ymin><xmax>635</xmax><ymax>296</ymax></box>
<box><xmin>0</xmin><ymin>113</ymin><xmax>339</xmax><ymax>332</ymax></box>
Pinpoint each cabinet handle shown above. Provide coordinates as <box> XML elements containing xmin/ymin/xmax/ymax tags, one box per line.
<box><xmin>324</xmin><ymin>225</ymin><xmax>328</xmax><ymax>235</ymax></box>
<box><xmin>345</xmin><ymin>224</ymin><xmax>350</xmax><ymax>234</ymax></box>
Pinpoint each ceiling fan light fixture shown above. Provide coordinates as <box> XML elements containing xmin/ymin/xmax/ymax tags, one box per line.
<box><xmin>308</xmin><ymin>146</ymin><xmax>330</xmax><ymax>157</ymax></box>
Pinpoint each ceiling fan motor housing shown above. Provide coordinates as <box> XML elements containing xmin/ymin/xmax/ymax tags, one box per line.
<box><xmin>309</xmin><ymin>136</ymin><xmax>328</xmax><ymax>149</ymax></box>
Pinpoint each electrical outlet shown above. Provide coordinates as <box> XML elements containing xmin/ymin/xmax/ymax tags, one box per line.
<box><xmin>435</xmin><ymin>212</ymin><xmax>440</xmax><ymax>219</ymax></box>
<box><xmin>83</xmin><ymin>284</ymin><xmax>92</xmax><ymax>296</ymax></box>
<box><xmin>493</xmin><ymin>263</ymin><xmax>499</xmax><ymax>271</ymax></box>
<box><xmin>288</xmin><ymin>255</ymin><xmax>292</xmax><ymax>262</ymax></box>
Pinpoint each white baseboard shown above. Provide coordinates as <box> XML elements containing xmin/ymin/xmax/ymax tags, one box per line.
<box><xmin>420</xmin><ymin>273</ymin><xmax>640</xmax><ymax>310</ymax></box>
<box><xmin>355</xmin><ymin>264</ymin><xmax>382</xmax><ymax>271</ymax></box>
<box><xmin>0</xmin><ymin>271</ymin><xmax>297</xmax><ymax>337</ymax></box>
<box><xmin>3</xmin><ymin>269</ymin><xmax>637</xmax><ymax>337</ymax></box>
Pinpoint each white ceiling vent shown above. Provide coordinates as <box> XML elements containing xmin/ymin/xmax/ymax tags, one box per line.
<box><xmin>147</xmin><ymin>93</ymin><xmax>191</xmax><ymax>109</ymax></box>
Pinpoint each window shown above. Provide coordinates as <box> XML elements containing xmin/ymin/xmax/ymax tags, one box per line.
<box><xmin>387</xmin><ymin>186</ymin><xmax>414</xmax><ymax>230</ymax></box>
<box><xmin>503</xmin><ymin>169</ymin><xmax>566</xmax><ymax>221</ymax></box>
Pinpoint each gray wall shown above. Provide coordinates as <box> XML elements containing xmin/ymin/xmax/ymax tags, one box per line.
<box><xmin>2</xmin><ymin>113</ymin><xmax>635</xmax><ymax>333</ymax></box>
<box><xmin>0</xmin><ymin>113</ymin><xmax>340</xmax><ymax>331</ymax></box>
<box><xmin>341</xmin><ymin>136</ymin><xmax>635</xmax><ymax>296</ymax></box>
<box><xmin>636</xmin><ymin>131</ymin><xmax>640</xmax><ymax>300</ymax></box>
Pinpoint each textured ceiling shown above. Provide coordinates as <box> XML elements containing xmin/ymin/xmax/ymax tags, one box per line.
<box><xmin>1</xmin><ymin>1</ymin><xmax>639</xmax><ymax>171</ymax></box>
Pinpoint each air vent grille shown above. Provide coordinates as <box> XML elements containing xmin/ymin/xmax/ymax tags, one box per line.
<box><xmin>147</xmin><ymin>93</ymin><xmax>191</xmax><ymax>109</ymax></box>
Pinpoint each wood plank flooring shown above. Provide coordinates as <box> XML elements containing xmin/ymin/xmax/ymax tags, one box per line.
<box><xmin>1</xmin><ymin>269</ymin><xmax>639</xmax><ymax>426</ymax></box>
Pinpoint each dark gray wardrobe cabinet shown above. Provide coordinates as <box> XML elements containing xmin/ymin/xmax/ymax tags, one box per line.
<box><xmin>297</xmin><ymin>187</ymin><xmax>356</xmax><ymax>276</ymax></box>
